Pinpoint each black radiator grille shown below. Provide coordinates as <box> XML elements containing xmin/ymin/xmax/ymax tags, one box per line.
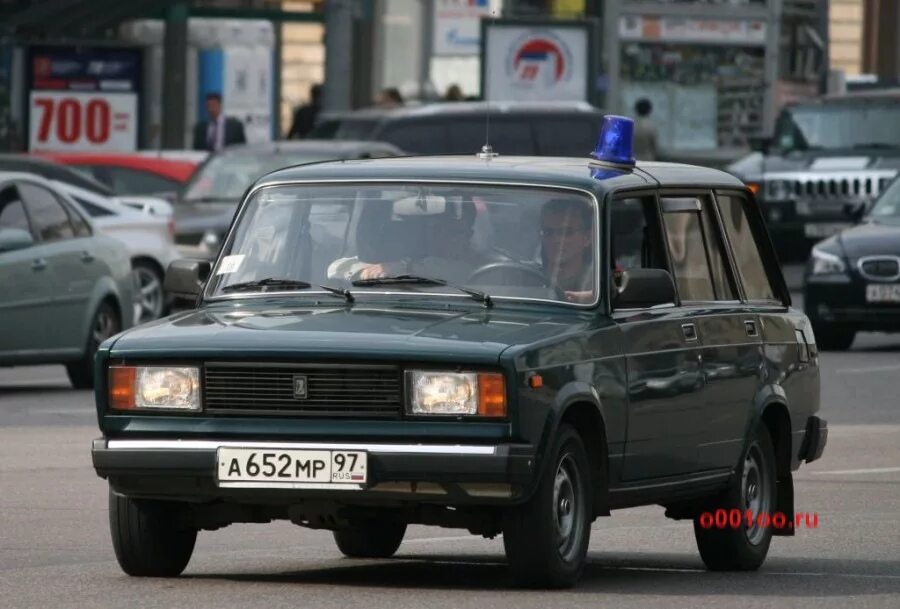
<box><xmin>203</xmin><ymin>363</ymin><xmax>402</xmax><ymax>418</ymax></box>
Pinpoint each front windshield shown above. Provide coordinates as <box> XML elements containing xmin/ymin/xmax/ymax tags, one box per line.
<box><xmin>773</xmin><ymin>103</ymin><xmax>900</xmax><ymax>152</ymax></box>
<box><xmin>182</xmin><ymin>153</ymin><xmax>329</xmax><ymax>202</ymax></box>
<box><xmin>869</xmin><ymin>178</ymin><xmax>900</xmax><ymax>225</ymax></box>
<box><xmin>206</xmin><ymin>184</ymin><xmax>599</xmax><ymax>306</ymax></box>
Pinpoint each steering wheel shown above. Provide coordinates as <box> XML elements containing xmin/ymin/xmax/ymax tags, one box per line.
<box><xmin>466</xmin><ymin>261</ymin><xmax>565</xmax><ymax>300</ymax></box>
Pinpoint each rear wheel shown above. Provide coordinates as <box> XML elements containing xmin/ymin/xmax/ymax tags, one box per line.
<box><xmin>109</xmin><ymin>490</ymin><xmax>197</xmax><ymax>577</ymax></box>
<box><xmin>693</xmin><ymin>425</ymin><xmax>777</xmax><ymax>571</ymax></box>
<box><xmin>813</xmin><ymin>324</ymin><xmax>855</xmax><ymax>351</ymax></box>
<box><xmin>66</xmin><ymin>301</ymin><xmax>119</xmax><ymax>389</ymax></box>
<box><xmin>502</xmin><ymin>424</ymin><xmax>592</xmax><ymax>589</ymax></box>
<box><xmin>333</xmin><ymin>522</ymin><xmax>406</xmax><ymax>558</ymax></box>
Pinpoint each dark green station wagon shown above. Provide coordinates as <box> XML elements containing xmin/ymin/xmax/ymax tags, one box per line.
<box><xmin>91</xmin><ymin>117</ymin><xmax>827</xmax><ymax>588</ymax></box>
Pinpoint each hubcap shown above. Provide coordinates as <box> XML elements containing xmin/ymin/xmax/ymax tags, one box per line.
<box><xmin>132</xmin><ymin>267</ymin><xmax>163</xmax><ymax>323</ymax></box>
<box><xmin>742</xmin><ymin>443</ymin><xmax>771</xmax><ymax>545</ymax></box>
<box><xmin>553</xmin><ymin>453</ymin><xmax>584</xmax><ymax>562</ymax></box>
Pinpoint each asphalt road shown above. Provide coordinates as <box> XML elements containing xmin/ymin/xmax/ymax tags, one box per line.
<box><xmin>2</xmin><ymin>276</ymin><xmax>899</xmax><ymax>609</ymax></box>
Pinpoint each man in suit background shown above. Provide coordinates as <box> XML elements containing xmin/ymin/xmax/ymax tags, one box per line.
<box><xmin>193</xmin><ymin>92</ymin><xmax>246</xmax><ymax>151</ymax></box>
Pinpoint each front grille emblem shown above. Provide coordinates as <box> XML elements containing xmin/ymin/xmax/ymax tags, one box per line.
<box><xmin>293</xmin><ymin>375</ymin><xmax>308</xmax><ymax>399</ymax></box>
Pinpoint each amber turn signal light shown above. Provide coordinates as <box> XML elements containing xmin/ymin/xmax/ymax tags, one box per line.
<box><xmin>109</xmin><ymin>366</ymin><xmax>137</xmax><ymax>410</ymax></box>
<box><xmin>477</xmin><ymin>373</ymin><xmax>506</xmax><ymax>417</ymax></box>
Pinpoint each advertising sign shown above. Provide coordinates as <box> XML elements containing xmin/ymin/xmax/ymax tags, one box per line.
<box><xmin>619</xmin><ymin>15</ymin><xmax>767</xmax><ymax>45</ymax></box>
<box><xmin>482</xmin><ymin>21</ymin><xmax>590</xmax><ymax>102</ymax></box>
<box><xmin>26</xmin><ymin>46</ymin><xmax>141</xmax><ymax>152</ymax></box>
<box><xmin>434</xmin><ymin>0</ymin><xmax>494</xmax><ymax>56</ymax></box>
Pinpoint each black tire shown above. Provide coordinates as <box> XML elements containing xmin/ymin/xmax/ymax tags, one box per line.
<box><xmin>66</xmin><ymin>301</ymin><xmax>120</xmax><ymax>389</ymax></box>
<box><xmin>813</xmin><ymin>324</ymin><xmax>855</xmax><ymax>351</ymax></box>
<box><xmin>333</xmin><ymin>522</ymin><xmax>407</xmax><ymax>558</ymax></box>
<box><xmin>693</xmin><ymin>425</ymin><xmax>777</xmax><ymax>571</ymax></box>
<box><xmin>109</xmin><ymin>490</ymin><xmax>197</xmax><ymax>577</ymax></box>
<box><xmin>503</xmin><ymin>424</ymin><xmax>592</xmax><ymax>589</ymax></box>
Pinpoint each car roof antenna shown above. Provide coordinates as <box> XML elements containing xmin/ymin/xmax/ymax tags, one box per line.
<box><xmin>478</xmin><ymin>8</ymin><xmax>499</xmax><ymax>161</ymax></box>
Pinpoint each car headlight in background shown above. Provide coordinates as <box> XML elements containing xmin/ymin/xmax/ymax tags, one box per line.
<box><xmin>110</xmin><ymin>366</ymin><xmax>201</xmax><ymax>411</ymax></box>
<box><xmin>810</xmin><ymin>248</ymin><xmax>847</xmax><ymax>275</ymax></box>
<box><xmin>407</xmin><ymin>371</ymin><xmax>506</xmax><ymax>417</ymax></box>
<box><xmin>766</xmin><ymin>179</ymin><xmax>793</xmax><ymax>201</ymax></box>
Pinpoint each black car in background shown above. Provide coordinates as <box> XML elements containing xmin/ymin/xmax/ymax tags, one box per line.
<box><xmin>727</xmin><ymin>90</ymin><xmax>900</xmax><ymax>259</ymax></box>
<box><xmin>309</xmin><ymin>101</ymin><xmax>605</xmax><ymax>157</ymax></box>
<box><xmin>173</xmin><ymin>140</ymin><xmax>402</xmax><ymax>259</ymax></box>
<box><xmin>804</xmin><ymin>175</ymin><xmax>900</xmax><ymax>349</ymax></box>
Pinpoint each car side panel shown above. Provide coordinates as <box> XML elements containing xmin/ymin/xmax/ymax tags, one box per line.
<box><xmin>0</xmin><ymin>242</ymin><xmax>58</xmax><ymax>355</ymax></box>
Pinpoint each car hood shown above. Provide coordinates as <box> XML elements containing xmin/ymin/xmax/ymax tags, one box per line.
<box><xmin>108</xmin><ymin>302</ymin><xmax>595</xmax><ymax>364</ymax></box>
<box><xmin>173</xmin><ymin>200</ymin><xmax>238</xmax><ymax>234</ymax></box>
<box><xmin>834</xmin><ymin>222</ymin><xmax>900</xmax><ymax>259</ymax></box>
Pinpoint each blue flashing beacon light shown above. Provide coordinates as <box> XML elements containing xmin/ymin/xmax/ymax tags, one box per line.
<box><xmin>589</xmin><ymin>115</ymin><xmax>635</xmax><ymax>169</ymax></box>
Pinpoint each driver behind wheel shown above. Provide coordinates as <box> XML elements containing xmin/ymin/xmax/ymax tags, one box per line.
<box><xmin>327</xmin><ymin>198</ymin><xmax>488</xmax><ymax>284</ymax></box>
<box><xmin>539</xmin><ymin>198</ymin><xmax>595</xmax><ymax>303</ymax></box>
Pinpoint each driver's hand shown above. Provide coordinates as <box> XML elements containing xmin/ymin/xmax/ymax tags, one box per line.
<box><xmin>564</xmin><ymin>290</ymin><xmax>593</xmax><ymax>304</ymax></box>
<box><xmin>359</xmin><ymin>264</ymin><xmax>389</xmax><ymax>280</ymax></box>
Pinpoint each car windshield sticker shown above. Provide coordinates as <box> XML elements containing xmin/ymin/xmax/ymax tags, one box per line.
<box><xmin>217</xmin><ymin>255</ymin><xmax>245</xmax><ymax>275</ymax></box>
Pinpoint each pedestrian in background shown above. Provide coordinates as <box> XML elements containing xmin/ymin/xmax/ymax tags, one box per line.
<box><xmin>374</xmin><ymin>87</ymin><xmax>404</xmax><ymax>108</ymax></box>
<box><xmin>444</xmin><ymin>84</ymin><xmax>464</xmax><ymax>101</ymax></box>
<box><xmin>192</xmin><ymin>91</ymin><xmax>246</xmax><ymax>151</ymax></box>
<box><xmin>633</xmin><ymin>98</ymin><xmax>658</xmax><ymax>162</ymax></box>
<box><xmin>287</xmin><ymin>83</ymin><xmax>322</xmax><ymax>139</ymax></box>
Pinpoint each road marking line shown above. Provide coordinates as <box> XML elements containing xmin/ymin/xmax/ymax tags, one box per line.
<box><xmin>836</xmin><ymin>364</ymin><xmax>900</xmax><ymax>374</ymax></box>
<box><xmin>811</xmin><ymin>466</ymin><xmax>900</xmax><ymax>475</ymax></box>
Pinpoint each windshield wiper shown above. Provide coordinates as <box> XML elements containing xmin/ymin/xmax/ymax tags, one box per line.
<box><xmin>221</xmin><ymin>277</ymin><xmax>353</xmax><ymax>302</ymax></box>
<box><xmin>352</xmin><ymin>274</ymin><xmax>493</xmax><ymax>307</ymax></box>
<box><xmin>221</xmin><ymin>278</ymin><xmax>312</xmax><ymax>293</ymax></box>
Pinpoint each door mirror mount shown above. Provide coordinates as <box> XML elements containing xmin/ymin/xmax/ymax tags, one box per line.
<box><xmin>164</xmin><ymin>258</ymin><xmax>212</xmax><ymax>306</ymax></box>
<box><xmin>614</xmin><ymin>268</ymin><xmax>677</xmax><ymax>309</ymax></box>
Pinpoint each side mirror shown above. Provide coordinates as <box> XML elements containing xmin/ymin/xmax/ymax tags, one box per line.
<box><xmin>0</xmin><ymin>228</ymin><xmax>35</xmax><ymax>253</ymax></box>
<box><xmin>843</xmin><ymin>201</ymin><xmax>867</xmax><ymax>222</ymax></box>
<box><xmin>614</xmin><ymin>268</ymin><xmax>677</xmax><ymax>309</ymax></box>
<box><xmin>748</xmin><ymin>135</ymin><xmax>772</xmax><ymax>154</ymax></box>
<box><xmin>164</xmin><ymin>258</ymin><xmax>212</xmax><ymax>303</ymax></box>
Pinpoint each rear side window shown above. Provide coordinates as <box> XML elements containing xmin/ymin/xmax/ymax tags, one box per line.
<box><xmin>717</xmin><ymin>194</ymin><xmax>776</xmax><ymax>301</ymax></box>
<box><xmin>18</xmin><ymin>183</ymin><xmax>75</xmax><ymax>242</ymax></box>
<box><xmin>534</xmin><ymin>117</ymin><xmax>601</xmax><ymax>156</ymax></box>
<box><xmin>661</xmin><ymin>195</ymin><xmax>736</xmax><ymax>302</ymax></box>
<box><xmin>378</xmin><ymin>121</ymin><xmax>448</xmax><ymax>154</ymax></box>
<box><xmin>0</xmin><ymin>187</ymin><xmax>30</xmax><ymax>233</ymax></box>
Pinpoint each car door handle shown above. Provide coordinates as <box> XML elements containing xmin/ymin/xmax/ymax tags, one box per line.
<box><xmin>681</xmin><ymin>323</ymin><xmax>698</xmax><ymax>342</ymax></box>
<box><xmin>32</xmin><ymin>258</ymin><xmax>47</xmax><ymax>271</ymax></box>
<box><xmin>80</xmin><ymin>250</ymin><xmax>95</xmax><ymax>263</ymax></box>
<box><xmin>744</xmin><ymin>320</ymin><xmax>758</xmax><ymax>337</ymax></box>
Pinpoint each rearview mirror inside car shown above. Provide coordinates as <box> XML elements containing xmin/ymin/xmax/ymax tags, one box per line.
<box><xmin>0</xmin><ymin>228</ymin><xmax>35</xmax><ymax>253</ymax></box>
<box><xmin>164</xmin><ymin>259</ymin><xmax>212</xmax><ymax>304</ymax></box>
<box><xmin>614</xmin><ymin>269</ymin><xmax>677</xmax><ymax>309</ymax></box>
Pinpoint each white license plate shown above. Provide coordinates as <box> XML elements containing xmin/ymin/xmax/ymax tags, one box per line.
<box><xmin>804</xmin><ymin>223</ymin><xmax>850</xmax><ymax>238</ymax></box>
<box><xmin>866</xmin><ymin>284</ymin><xmax>900</xmax><ymax>303</ymax></box>
<box><xmin>217</xmin><ymin>448</ymin><xmax>367</xmax><ymax>489</ymax></box>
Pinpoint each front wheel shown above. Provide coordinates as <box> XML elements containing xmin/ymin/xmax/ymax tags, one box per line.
<box><xmin>503</xmin><ymin>424</ymin><xmax>592</xmax><ymax>588</ymax></box>
<box><xmin>693</xmin><ymin>425</ymin><xmax>777</xmax><ymax>571</ymax></box>
<box><xmin>333</xmin><ymin>522</ymin><xmax>406</xmax><ymax>558</ymax></box>
<box><xmin>109</xmin><ymin>490</ymin><xmax>197</xmax><ymax>577</ymax></box>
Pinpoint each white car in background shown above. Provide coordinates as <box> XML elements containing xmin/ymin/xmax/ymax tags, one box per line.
<box><xmin>51</xmin><ymin>182</ymin><xmax>180</xmax><ymax>323</ymax></box>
